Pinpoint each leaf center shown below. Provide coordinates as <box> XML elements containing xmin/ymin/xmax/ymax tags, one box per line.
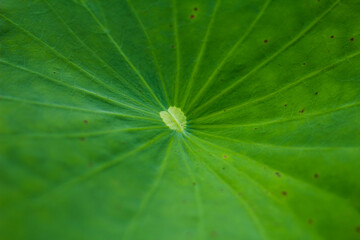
<box><xmin>159</xmin><ymin>107</ymin><xmax>186</xmax><ymax>132</ymax></box>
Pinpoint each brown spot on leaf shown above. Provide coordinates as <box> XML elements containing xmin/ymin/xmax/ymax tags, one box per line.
<box><xmin>264</xmin><ymin>39</ymin><xmax>268</xmax><ymax>43</ymax></box>
<box><xmin>80</xmin><ymin>137</ymin><xmax>86</xmax><ymax>141</ymax></box>
<box><xmin>190</xmin><ymin>15</ymin><xmax>195</xmax><ymax>19</ymax></box>
<box><xmin>83</xmin><ymin>120</ymin><xmax>88</xmax><ymax>124</ymax></box>
<box><xmin>284</xmin><ymin>104</ymin><xmax>288</xmax><ymax>107</ymax></box>
<box><xmin>192</xmin><ymin>182</ymin><xmax>196</xmax><ymax>186</ymax></box>
<box><xmin>210</xmin><ymin>230</ymin><xmax>217</xmax><ymax>238</ymax></box>
<box><xmin>223</xmin><ymin>155</ymin><xmax>228</xmax><ymax>159</ymax></box>
<box><xmin>315</xmin><ymin>92</ymin><xmax>318</xmax><ymax>95</ymax></box>
<box><xmin>194</xmin><ymin>7</ymin><xmax>198</xmax><ymax>11</ymax></box>
<box><xmin>299</xmin><ymin>108</ymin><xmax>305</xmax><ymax>113</ymax></box>
<box><xmin>356</xmin><ymin>226</ymin><xmax>360</xmax><ymax>233</ymax></box>
<box><xmin>254</xmin><ymin>128</ymin><xmax>257</xmax><ymax>130</ymax></box>
<box><xmin>350</xmin><ymin>37</ymin><xmax>354</xmax><ymax>42</ymax></box>
<box><xmin>308</xmin><ymin>219</ymin><xmax>313</xmax><ymax>224</ymax></box>
<box><xmin>330</xmin><ymin>35</ymin><xmax>334</xmax><ymax>39</ymax></box>
<box><xmin>275</xmin><ymin>172</ymin><xmax>281</xmax><ymax>177</ymax></box>
<box><xmin>282</xmin><ymin>191</ymin><xmax>287</xmax><ymax>196</ymax></box>
<box><xmin>314</xmin><ymin>173</ymin><xmax>319</xmax><ymax>179</ymax></box>
<box><xmin>171</xmin><ymin>45</ymin><xmax>174</xmax><ymax>48</ymax></box>
<box><xmin>53</xmin><ymin>72</ymin><xmax>56</xmax><ymax>74</ymax></box>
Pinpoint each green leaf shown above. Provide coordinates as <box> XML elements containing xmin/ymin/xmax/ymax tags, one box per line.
<box><xmin>1</xmin><ymin>0</ymin><xmax>360</xmax><ymax>239</ymax></box>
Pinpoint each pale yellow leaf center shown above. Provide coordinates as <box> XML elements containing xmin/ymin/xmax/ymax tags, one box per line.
<box><xmin>159</xmin><ymin>106</ymin><xmax>186</xmax><ymax>132</ymax></box>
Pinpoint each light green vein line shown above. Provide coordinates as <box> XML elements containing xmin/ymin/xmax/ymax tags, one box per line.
<box><xmin>27</xmin><ymin>132</ymin><xmax>170</xmax><ymax>206</ymax></box>
<box><xmin>183</xmin><ymin>138</ymin><xmax>268</xmax><ymax>240</ymax></box>
<box><xmin>42</xmin><ymin>0</ymin><xmax>157</xmax><ymax>112</ymax></box>
<box><xmin>187</xmin><ymin>0</ymin><xmax>272</xmax><ymax>111</ymax></box>
<box><xmin>0</xmin><ymin>95</ymin><xmax>160</xmax><ymax>122</ymax></box>
<box><xmin>190</xmin><ymin>0</ymin><xmax>341</xmax><ymax>117</ymax></box>
<box><xmin>125</xmin><ymin>0</ymin><xmax>170</xmax><ymax>105</ymax></box>
<box><xmin>79</xmin><ymin>0</ymin><xmax>166</xmax><ymax>110</ymax></box>
<box><xmin>181</xmin><ymin>0</ymin><xmax>222</xmax><ymax>109</ymax></box>
<box><xmin>195</xmin><ymin>48</ymin><xmax>360</xmax><ymax>121</ymax></box>
<box><xmin>190</xmin><ymin>134</ymin><xmax>360</xmax><ymax>216</ymax></box>
<box><xmin>172</xmin><ymin>0</ymin><xmax>181</xmax><ymax>105</ymax></box>
<box><xmin>122</xmin><ymin>136</ymin><xmax>174</xmax><ymax>240</ymax></box>
<box><xmin>0</xmin><ymin>126</ymin><xmax>165</xmax><ymax>139</ymax></box>
<box><xmin>177</xmin><ymin>137</ymin><xmax>205</xmax><ymax>240</ymax></box>
<box><xmin>0</xmin><ymin>59</ymin><xmax>158</xmax><ymax>117</ymax></box>
<box><xmin>94</xmin><ymin>0</ymin><xmax>109</xmax><ymax>28</ymax></box>
<box><xmin>0</xmin><ymin>13</ymin><xmax>138</xmax><ymax>108</ymax></box>
<box><xmin>192</xmin><ymin>130</ymin><xmax>359</xmax><ymax>150</ymax></box>
<box><xmin>192</xmin><ymin>101</ymin><xmax>360</xmax><ymax>128</ymax></box>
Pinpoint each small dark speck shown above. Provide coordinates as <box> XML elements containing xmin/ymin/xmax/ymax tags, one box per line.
<box><xmin>84</xmin><ymin>120</ymin><xmax>88</xmax><ymax>124</ymax></box>
<box><xmin>356</xmin><ymin>226</ymin><xmax>360</xmax><ymax>233</ymax></box>
<box><xmin>315</xmin><ymin>92</ymin><xmax>318</xmax><ymax>95</ymax></box>
<box><xmin>314</xmin><ymin>173</ymin><xmax>319</xmax><ymax>179</ymax></box>
<box><xmin>284</xmin><ymin>104</ymin><xmax>288</xmax><ymax>107</ymax></box>
<box><xmin>330</xmin><ymin>35</ymin><xmax>334</xmax><ymax>39</ymax></box>
<box><xmin>190</xmin><ymin>15</ymin><xmax>195</xmax><ymax>19</ymax></box>
<box><xmin>194</xmin><ymin>7</ymin><xmax>198</xmax><ymax>11</ymax></box>
<box><xmin>282</xmin><ymin>191</ymin><xmax>287</xmax><ymax>196</ymax></box>
<box><xmin>308</xmin><ymin>219</ymin><xmax>313</xmax><ymax>224</ymax></box>
<box><xmin>302</xmin><ymin>62</ymin><xmax>307</xmax><ymax>66</ymax></box>
<box><xmin>254</xmin><ymin>128</ymin><xmax>257</xmax><ymax>130</ymax></box>
<box><xmin>299</xmin><ymin>108</ymin><xmax>305</xmax><ymax>113</ymax></box>
<box><xmin>264</xmin><ymin>39</ymin><xmax>268</xmax><ymax>43</ymax></box>
<box><xmin>192</xmin><ymin>182</ymin><xmax>196</xmax><ymax>186</ymax></box>
<box><xmin>350</xmin><ymin>37</ymin><xmax>354</xmax><ymax>42</ymax></box>
<box><xmin>53</xmin><ymin>72</ymin><xmax>56</xmax><ymax>74</ymax></box>
<box><xmin>275</xmin><ymin>172</ymin><xmax>281</xmax><ymax>177</ymax></box>
<box><xmin>80</xmin><ymin>137</ymin><xmax>86</xmax><ymax>141</ymax></box>
<box><xmin>171</xmin><ymin>45</ymin><xmax>174</xmax><ymax>48</ymax></box>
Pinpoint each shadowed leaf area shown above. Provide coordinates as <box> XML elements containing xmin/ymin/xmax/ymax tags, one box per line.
<box><xmin>1</xmin><ymin>0</ymin><xmax>360</xmax><ymax>239</ymax></box>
